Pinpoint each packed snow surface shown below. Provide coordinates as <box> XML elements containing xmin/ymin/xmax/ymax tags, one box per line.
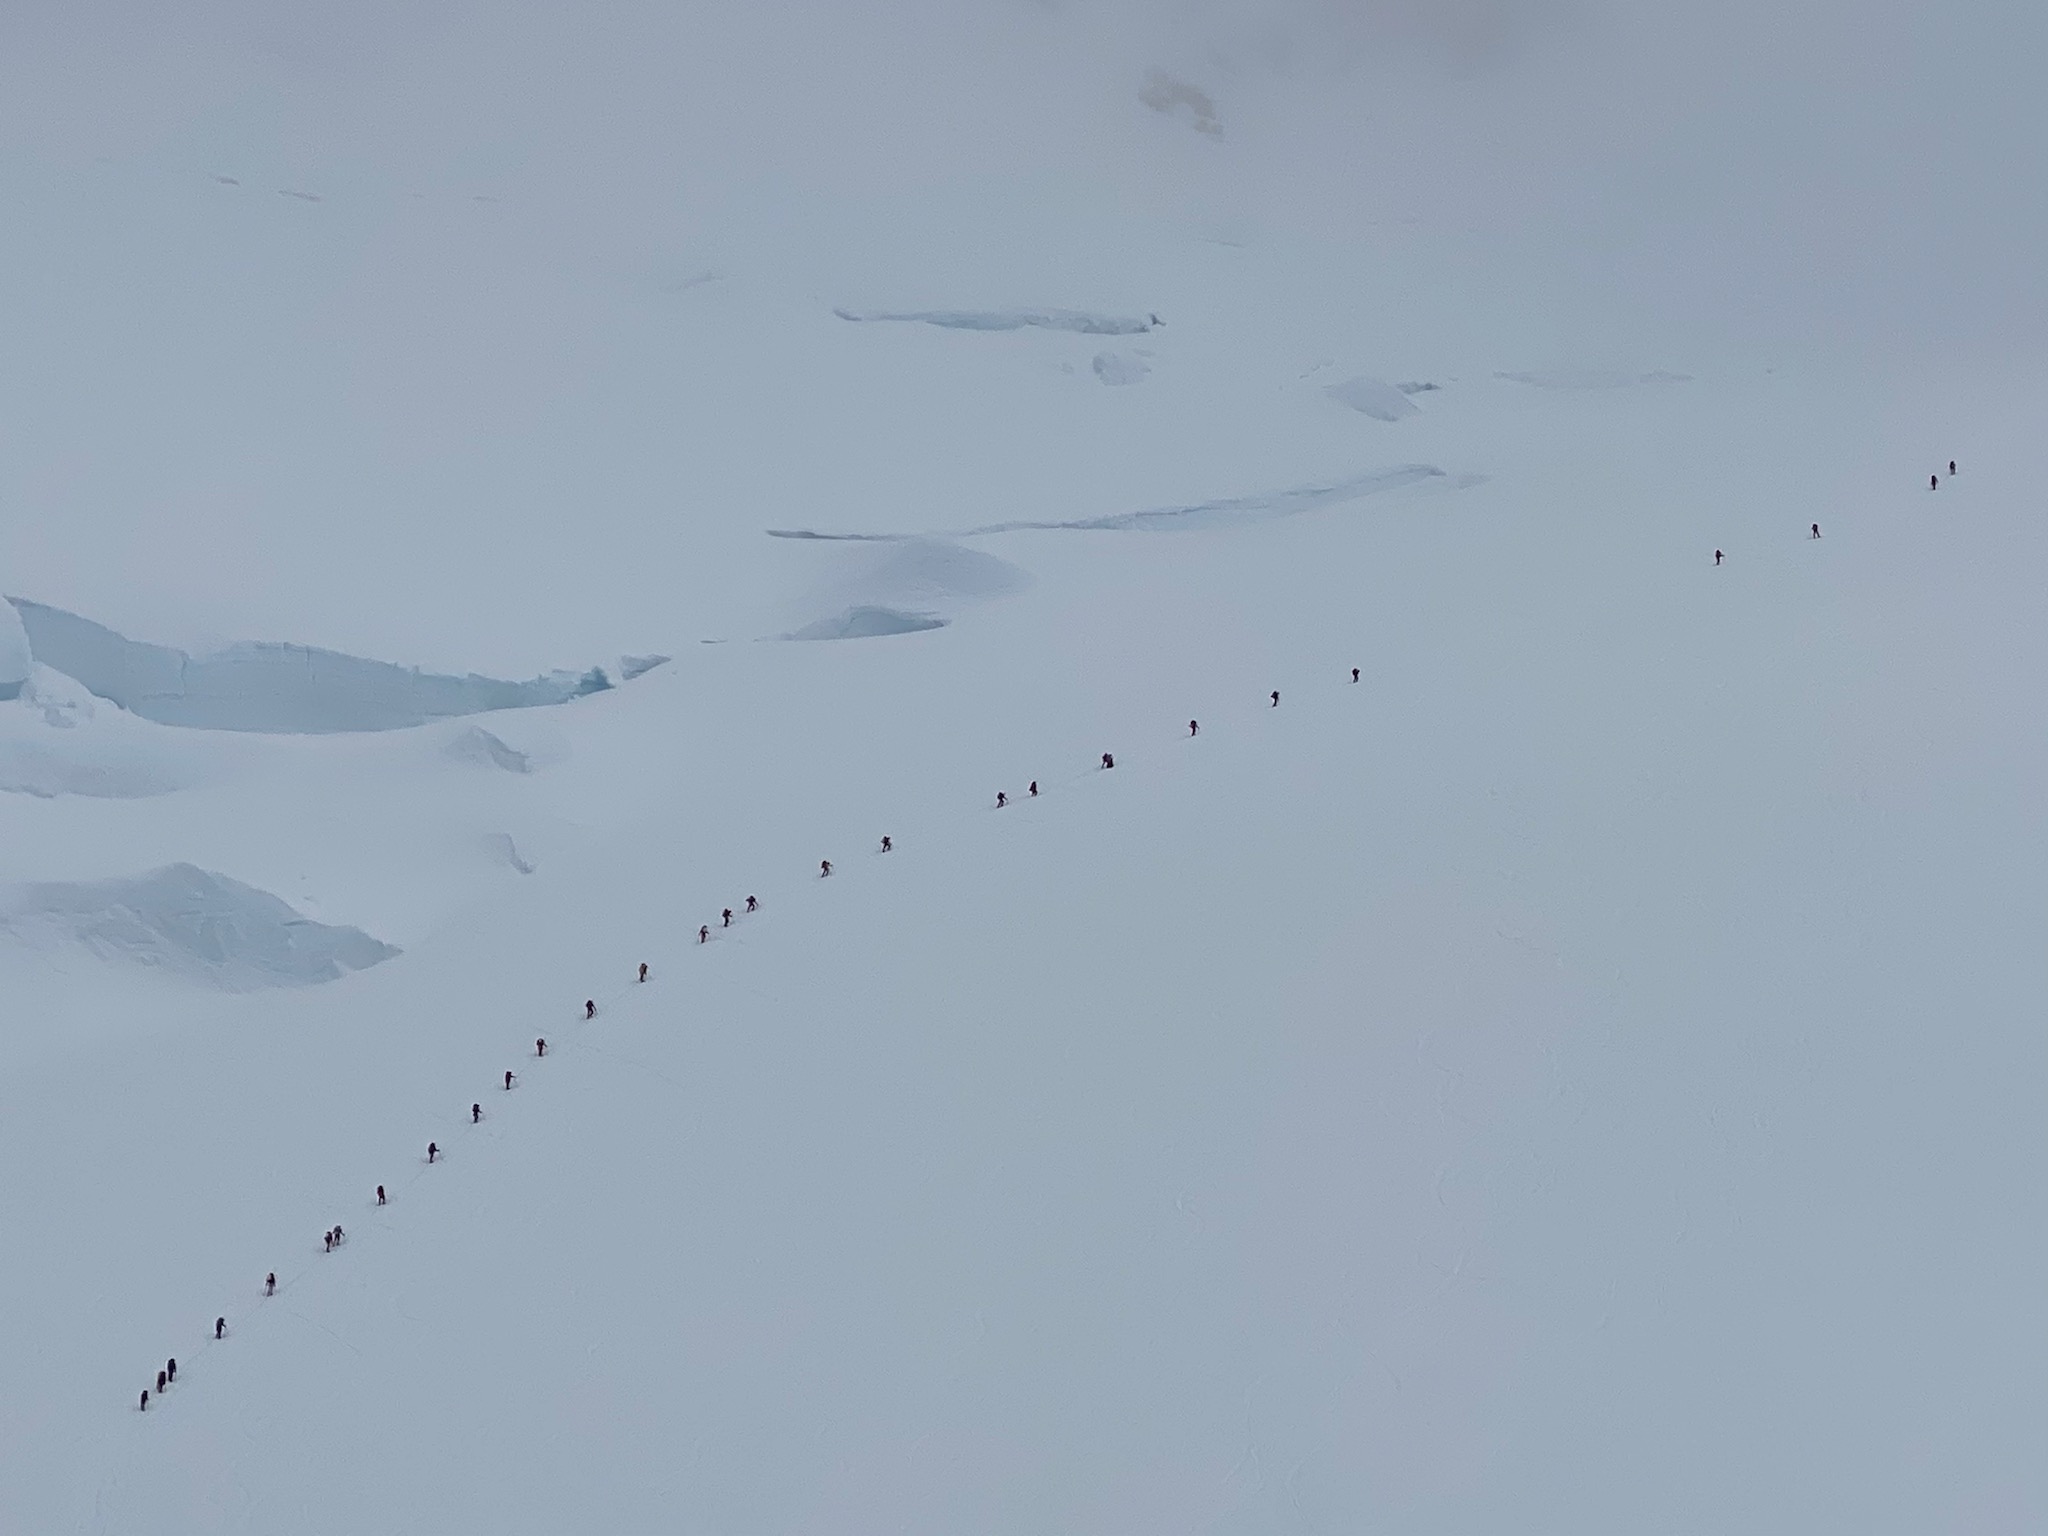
<box><xmin>2</xmin><ymin>1</ymin><xmax>2045</xmax><ymax>1532</ymax></box>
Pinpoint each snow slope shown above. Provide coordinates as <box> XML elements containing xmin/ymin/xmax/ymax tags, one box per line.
<box><xmin>2</xmin><ymin>2</ymin><xmax>2045</xmax><ymax>1531</ymax></box>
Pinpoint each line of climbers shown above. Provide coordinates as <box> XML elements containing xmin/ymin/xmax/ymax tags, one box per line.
<box><xmin>1717</xmin><ymin>469</ymin><xmax>1956</xmax><ymax>563</ymax></box>
<box><xmin>132</xmin><ymin>666</ymin><xmax>1518</xmax><ymax>1411</ymax></box>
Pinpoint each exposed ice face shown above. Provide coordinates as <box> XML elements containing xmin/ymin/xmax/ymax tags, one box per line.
<box><xmin>0</xmin><ymin>592</ymin><xmax>29</xmax><ymax>701</ymax></box>
<box><xmin>7</xmin><ymin>599</ymin><xmax>616</xmax><ymax>734</ymax></box>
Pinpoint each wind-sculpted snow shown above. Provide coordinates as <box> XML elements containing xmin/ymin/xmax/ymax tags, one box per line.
<box><xmin>7</xmin><ymin>600</ymin><xmax>617</xmax><ymax>734</ymax></box>
<box><xmin>975</xmin><ymin>465</ymin><xmax>1446</xmax><ymax>533</ymax></box>
<box><xmin>767</xmin><ymin>466</ymin><xmax>1448</xmax><ymax>544</ymax></box>
<box><xmin>787</xmin><ymin>607</ymin><xmax>949</xmax><ymax>641</ymax></box>
<box><xmin>1498</xmin><ymin>369</ymin><xmax>1693</xmax><ymax>389</ymax></box>
<box><xmin>0</xmin><ymin>864</ymin><xmax>397</xmax><ymax>989</ymax></box>
<box><xmin>445</xmin><ymin>726</ymin><xmax>534</xmax><ymax>774</ymax></box>
<box><xmin>834</xmin><ymin>306</ymin><xmax>1157</xmax><ymax>335</ymax></box>
<box><xmin>1325</xmin><ymin>375</ymin><xmax>1420</xmax><ymax>421</ymax></box>
<box><xmin>1092</xmin><ymin>351</ymin><xmax>1152</xmax><ymax>385</ymax></box>
<box><xmin>782</xmin><ymin>539</ymin><xmax>1027</xmax><ymax>641</ymax></box>
<box><xmin>1</xmin><ymin>667</ymin><xmax>210</xmax><ymax>799</ymax></box>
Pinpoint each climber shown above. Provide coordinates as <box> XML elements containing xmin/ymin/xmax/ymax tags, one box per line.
<box><xmin>585</xmin><ymin>999</ymin><xmax>596</xmax><ymax>1020</ymax></box>
<box><xmin>722</xmin><ymin>908</ymin><xmax>733</xmax><ymax>927</ymax></box>
<box><xmin>881</xmin><ymin>835</ymin><xmax>893</xmax><ymax>852</ymax></box>
<box><xmin>1102</xmin><ymin>753</ymin><xmax>1114</xmax><ymax>769</ymax></box>
<box><xmin>377</xmin><ymin>1185</ymin><xmax>386</xmax><ymax>1206</ymax></box>
<box><xmin>1352</xmin><ymin>667</ymin><xmax>1360</xmax><ymax>683</ymax></box>
<box><xmin>638</xmin><ymin>962</ymin><xmax>648</xmax><ymax>983</ymax></box>
<box><xmin>699</xmin><ymin>925</ymin><xmax>709</xmax><ymax>944</ymax></box>
<box><xmin>1028</xmin><ymin>781</ymin><xmax>1038</xmax><ymax>797</ymax></box>
<box><xmin>505</xmin><ymin>1069</ymin><xmax>515</xmax><ymax>1089</ymax></box>
<box><xmin>997</xmin><ymin>791</ymin><xmax>1007</xmax><ymax>808</ymax></box>
<box><xmin>427</xmin><ymin>1142</ymin><xmax>439</xmax><ymax>1164</ymax></box>
<box><xmin>471</xmin><ymin>1103</ymin><xmax>481</xmax><ymax>1124</ymax></box>
<box><xmin>536</xmin><ymin>1038</ymin><xmax>546</xmax><ymax>1057</ymax></box>
<box><xmin>746</xmin><ymin>895</ymin><xmax>758</xmax><ymax>912</ymax></box>
<box><xmin>1271</xmin><ymin>691</ymin><xmax>1280</xmax><ymax>707</ymax></box>
<box><xmin>215</xmin><ymin>1317</ymin><xmax>225</xmax><ymax>1340</ymax></box>
<box><xmin>265</xmin><ymin>1273</ymin><xmax>276</xmax><ymax>1296</ymax></box>
<box><xmin>139</xmin><ymin>1389</ymin><xmax>148</xmax><ymax>1411</ymax></box>
<box><xmin>1811</xmin><ymin>523</ymin><xmax>1821</xmax><ymax>539</ymax></box>
<box><xmin>1189</xmin><ymin>720</ymin><xmax>1198</xmax><ymax>737</ymax></box>
<box><xmin>1715</xmin><ymin>550</ymin><xmax>1724</xmax><ymax>565</ymax></box>
<box><xmin>166</xmin><ymin>1358</ymin><xmax>177</xmax><ymax>1384</ymax></box>
<box><xmin>821</xmin><ymin>860</ymin><xmax>832</xmax><ymax>877</ymax></box>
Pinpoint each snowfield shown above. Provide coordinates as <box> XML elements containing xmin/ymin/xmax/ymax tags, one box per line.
<box><xmin>2</xmin><ymin>2</ymin><xmax>2045</xmax><ymax>1532</ymax></box>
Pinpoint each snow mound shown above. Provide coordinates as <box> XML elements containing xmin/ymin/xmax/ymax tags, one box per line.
<box><xmin>854</xmin><ymin>539</ymin><xmax>1030</xmax><ymax>605</ymax></box>
<box><xmin>1092</xmin><ymin>351</ymin><xmax>1151</xmax><ymax>385</ymax></box>
<box><xmin>445</xmin><ymin>725</ymin><xmax>533</xmax><ymax>774</ymax></box>
<box><xmin>834</xmin><ymin>307</ymin><xmax>1156</xmax><ymax>336</ymax></box>
<box><xmin>0</xmin><ymin>864</ymin><xmax>398</xmax><ymax>989</ymax></box>
<box><xmin>7</xmin><ymin>599</ymin><xmax>617</xmax><ymax>734</ymax></box>
<box><xmin>617</xmin><ymin>654</ymin><xmax>670</xmax><ymax>681</ymax></box>
<box><xmin>0</xmin><ymin>667</ymin><xmax>205</xmax><ymax>798</ymax></box>
<box><xmin>785</xmin><ymin>538</ymin><xmax>1028</xmax><ymax>641</ymax></box>
<box><xmin>1498</xmin><ymin>369</ymin><xmax>1693</xmax><ymax>389</ymax></box>
<box><xmin>0</xmin><ymin>593</ymin><xmax>27</xmax><ymax>701</ymax></box>
<box><xmin>1325</xmin><ymin>375</ymin><xmax>1421</xmax><ymax>421</ymax></box>
<box><xmin>787</xmin><ymin>607</ymin><xmax>949</xmax><ymax>642</ymax></box>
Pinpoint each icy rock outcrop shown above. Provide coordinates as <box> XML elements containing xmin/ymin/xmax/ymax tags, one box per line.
<box><xmin>7</xmin><ymin>599</ymin><xmax>615</xmax><ymax>733</ymax></box>
<box><xmin>0</xmin><ymin>596</ymin><xmax>28</xmax><ymax>701</ymax></box>
<box><xmin>0</xmin><ymin>864</ymin><xmax>399</xmax><ymax>989</ymax></box>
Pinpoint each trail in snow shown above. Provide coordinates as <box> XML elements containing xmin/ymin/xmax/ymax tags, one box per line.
<box><xmin>109</xmin><ymin>490</ymin><xmax>1906</xmax><ymax>1416</ymax></box>
<box><xmin>118</xmin><ymin>673</ymin><xmax>1356</xmax><ymax>1418</ymax></box>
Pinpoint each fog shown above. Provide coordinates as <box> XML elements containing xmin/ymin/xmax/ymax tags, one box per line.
<box><xmin>1</xmin><ymin>0</ymin><xmax>2041</xmax><ymax>660</ymax></box>
<box><xmin>6</xmin><ymin>1</ymin><xmax>2041</xmax><ymax>359</ymax></box>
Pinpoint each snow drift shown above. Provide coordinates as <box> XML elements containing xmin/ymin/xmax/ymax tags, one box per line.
<box><xmin>0</xmin><ymin>864</ymin><xmax>398</xmax><ymax>989</ymax></box>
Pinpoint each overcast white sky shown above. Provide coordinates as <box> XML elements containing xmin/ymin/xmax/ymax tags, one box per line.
<box><xmin>3</xmin><ymin>0</ymin><xmax>2041</xmax><ymax>362</ymax></box>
